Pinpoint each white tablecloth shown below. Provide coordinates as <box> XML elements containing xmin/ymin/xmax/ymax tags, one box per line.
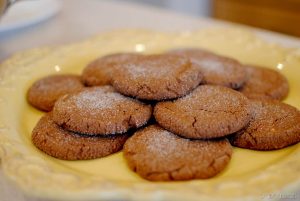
<box><xmin>1</xmin><ymin>0</ymin><xmax>300</xmax><ymax>200</ymax></box>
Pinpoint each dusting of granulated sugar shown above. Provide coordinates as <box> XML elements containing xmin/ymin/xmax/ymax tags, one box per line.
<box><xmin>122</xmin><ymin>55</ymin><xmax>190</xmax><ymax>79</ymax></box>
<box><xmin>102</xmin><ymin>53</ymin><xmax>139</xmax><ymax>63</ymax></box>
<box><xmin>74</xmin><ymin>89</ymin><xmax>126</xmax><ymax>110</ymax></box>
<box><xmin>125</xmin><ymin>63</ymin><xmax>172</xmax><ymax>78</ymax></box>
<box><xmin>145</xmin><ymin>129</ymin><xmax>179</xmax><ymax>156</ymax></box>
<box><xmin>143</xmin><ymin>127</ymin><xmax>216</xmax><ymax>159</ymax></box>
<box><xmin>193</xmin><ymin>58</ymin><xmax>226</xmax><ymax>73</ymax></box>
<box><xmin>176</xmin><ymin>85</ymin><xmax>244</xmax><ymax>112</ymax></box>
<box><xmin>35</xmin><ymin>76</ymin><xmax>82</xmax><ymax>92</ymax></box>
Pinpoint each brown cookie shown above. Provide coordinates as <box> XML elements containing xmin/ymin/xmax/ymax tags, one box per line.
<box><xmin>167</xmin><ymin>48</ymin><xmax>247</xmax><ymax>89</ymax></box>
<box><xmin>52</xmin><ymin>86</ymin><xmax>152</xmax><ymax>135</ymax></box>
<box><xmin>111</xmin><ymin>54</ymin><xmax>203</xmax><ymax>100</ymax></box>
<box><xmin>32</xmin><ymin>113</ymin><xmax>129</xmax><ymax>160</ymax></box>
<box><xmin>81</xmin><ymin>53</ymin><xmax>142</xmax><ymax>86</ymax></box>
<box><xmin>154</xmin><ymin>85</ymin><xmax>250</xmax><ymax>139</ymax></box>
<box><xmin>239</xmin><ymin>65</ymin><xmax>289</xmax><ymax>100</ymax></box>
<box><xmin>123</xmin><ymin>125</ymin><xmax>232</xmax><ymax>181</ymax></box>
<box><xmin>229</xmin><ymin>99</ymin><xmax>300</xmax><ymax>150</ymax></box>
<box><xmin>27</xmin><ymin>74</ymin><xmax>84</xmax><ymax>111</ymax></box>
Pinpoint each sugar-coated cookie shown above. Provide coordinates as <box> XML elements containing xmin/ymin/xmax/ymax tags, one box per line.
<box><xmin>53</xmin><ymin>86</ymin><xmax>152</xmax><ymax>135</ymax></box>
<box><xmin>32</xmin><ymin>113</ymin><xmax>129</xmax><ymax>160</ymax></box>
<box><xmin>81</xmin><ymin>53</ymin><xmax>142</xmax><ymax>86</ymax></box>
<box><xmin>27</xmin><ymin>74</ymin><xmax>84</xmax><ymax>111</ymax></box>
<box><xmin>168</xmin><ymin>48</ymin><xmax>246</xmax><ymax>89</ymax></box>
<box><xmin>123</xmin><ymin>125</ymin><xmax>232</xmax><ymax>181</ymax></box>
<box><xmin>111</xmin><ymin>54</ymin><xmax>203</xmax><ymax>100</ymax></box>
<box><xmin>240</xmin><ymin>65</ymin><xmax>289</xmax><ymax>100</ymax></box>
<box><xmin>154</xmin><ymin>85</ymin><xmax>250</xmax><ymax>139</ymax></box>
<box><xmin>229</xmin><ymin>99</ymin><xmax>300</xmax><ymax>150</ymax></box>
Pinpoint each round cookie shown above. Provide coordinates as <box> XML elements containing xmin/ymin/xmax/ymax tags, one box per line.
<box><xmin>27</xmin><ymin>74</ymin><xmax>84</xmax><ymax>111</ymax></box>
<box><xmin>52</xmin><ymin>86</ymin><xmax>152</xmax><ymax>135</ymax></box>
<box><xmin>239</xmin><ymin>65</ymin><xmax>289</xmax><ymax>100</ymax></box>
<box><xmin>229</xmin><ymin>99</ymin><xmax>300</xmax><ymax>150</ymax></box>
<box><xmin>167</xmin><ymin>48</ymin><xmax>247</xmax><ymax>89</ymax></box>
<box><xmin>81</xmin><ymin>53</ymin><xmax>142</xmax><ymax>86</ymax></box>
<box><xmin>32</xmin><ymin>113</ymin><xmax>129</xmax><ymax>160</ymax></box>
<box><xmin>154</xmin><ymin>85</ymin><xmax>250</xmax><ymax>139</ymax></box>
<box><xmin>111</xmin><ymin>54</ymin><xmax>203</xmax><ymax>100</ymax></box>
<box><xmin>123</xmin><ymin>125</ymin><xmax>232</xmax><ymax>181</ymax></box>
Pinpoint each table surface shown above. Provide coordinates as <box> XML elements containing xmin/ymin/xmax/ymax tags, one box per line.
<box><xmin>1</xmin><ymin>0</ymin><xmax>300</xmax><ymax>200</ymax></box>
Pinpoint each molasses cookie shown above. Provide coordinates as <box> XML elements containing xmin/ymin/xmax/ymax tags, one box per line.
<box><xmin>168</xmin><ymin>48</ymin><xmax>246</xmax><ymax>89</ymax></box>
<box><xmin>111</xmin><ymin>54</ymin><xmax>203</xmax><ymax>100</ymax></box>
<box><xmin>123</xmin><ymin>125</ymin><xmax>232</xmax><ymax>181</ymax></box>
<box><xmin>32</xmin><ymin>113</ymin><xmax>129</xmax><ymax>160</ymax></box>
<box><xmin>81</xmin><ymin>53</ymin><xmax>142</xmax><ymax>86</ymax></box>
<box><xmin>27</xmin><ymin>74</ymin><xmax>84</xmax><ymax>111</ymax></box>
<box><xmin>229</xmin><ymin>99</ymin><xmax>300</xmax><ymax>150</ymax></box>
<box><xmin>239</xmin><ymin>65</ymin><xmax>289</xmax><ymax>100</ymax></box>
<box><xmin>52</xmin><ymin>86</ymin><xmax>152</xmax><ymax>135</ymax></box>
<box><xmin>154</xmin><ymin>85</ymin><xmax>250</xmax><ymax>139</ymax></box>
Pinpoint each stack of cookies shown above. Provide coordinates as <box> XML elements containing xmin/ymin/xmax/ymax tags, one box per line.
<box><xmin>28</xmin><ymin>48</ymin><xmax>300</xmax><ymax>181</ymax></box>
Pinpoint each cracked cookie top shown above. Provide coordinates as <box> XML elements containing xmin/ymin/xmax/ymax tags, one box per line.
<box><xmin>154</xmin><ymin>85</ymin><xmax>251</xmax><ymax>139</ymax></box>
<box><xmin>239</xmin><ymin>65</ymin><xmax>289</xmax><ymax>101</ymax></box>
<box><xmin>123</xmin><ymin>125</ymin><xmax>232</xmax><ymax>181</ymax></box>
<box><xmin>27</xmin><ymin>74</ymin><xmax>84</xmax><ymax>112</ymax></box>
<box><xmin>229</xmin><ymin>99</ymin><xmax>300</xmax><ymax>150</ymax></box>
<box><xmin>111</xmin><ymin>54</ymin><xmax>203</xmax><ymax>100</ymax></box>
<box><xmin>81</xmin><ymin>53</ymin><xmax>142</xmax><ymax>86</ymax></box>
<box><xmin>167</xmin><ymin>48</ymin><xmax>247</xmax><ymax>89</ymax></box>
<box><xmin>32</xmin><ymin>113</ymin><xmax>129</xmax><ymax>160</ymax></box>
<box><xmin>52</xmin><ymin>86</ymin><xmax>152</xmax><ymax>135</ymax></box>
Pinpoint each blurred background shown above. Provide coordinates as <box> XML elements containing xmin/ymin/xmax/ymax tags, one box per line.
<box><xmin>1</xmin><ymin>0</ymin><xmax>300</xmax><ymax>61</ymax></box>
<box><xmin>121</xmin><ymin>0</ymin><xmax>300</xmax><ymax>37</ymax></box>
<box><xmin>1</xmin><ymin>0</ymin><xmax>300</xmax><ymax>37</ymax></box>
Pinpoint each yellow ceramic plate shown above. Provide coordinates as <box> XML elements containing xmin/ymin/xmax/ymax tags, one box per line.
<box><xmin>0</xmin><ymin>28</ymin><xmax>300</xmax><ymax>201</ymax></box>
